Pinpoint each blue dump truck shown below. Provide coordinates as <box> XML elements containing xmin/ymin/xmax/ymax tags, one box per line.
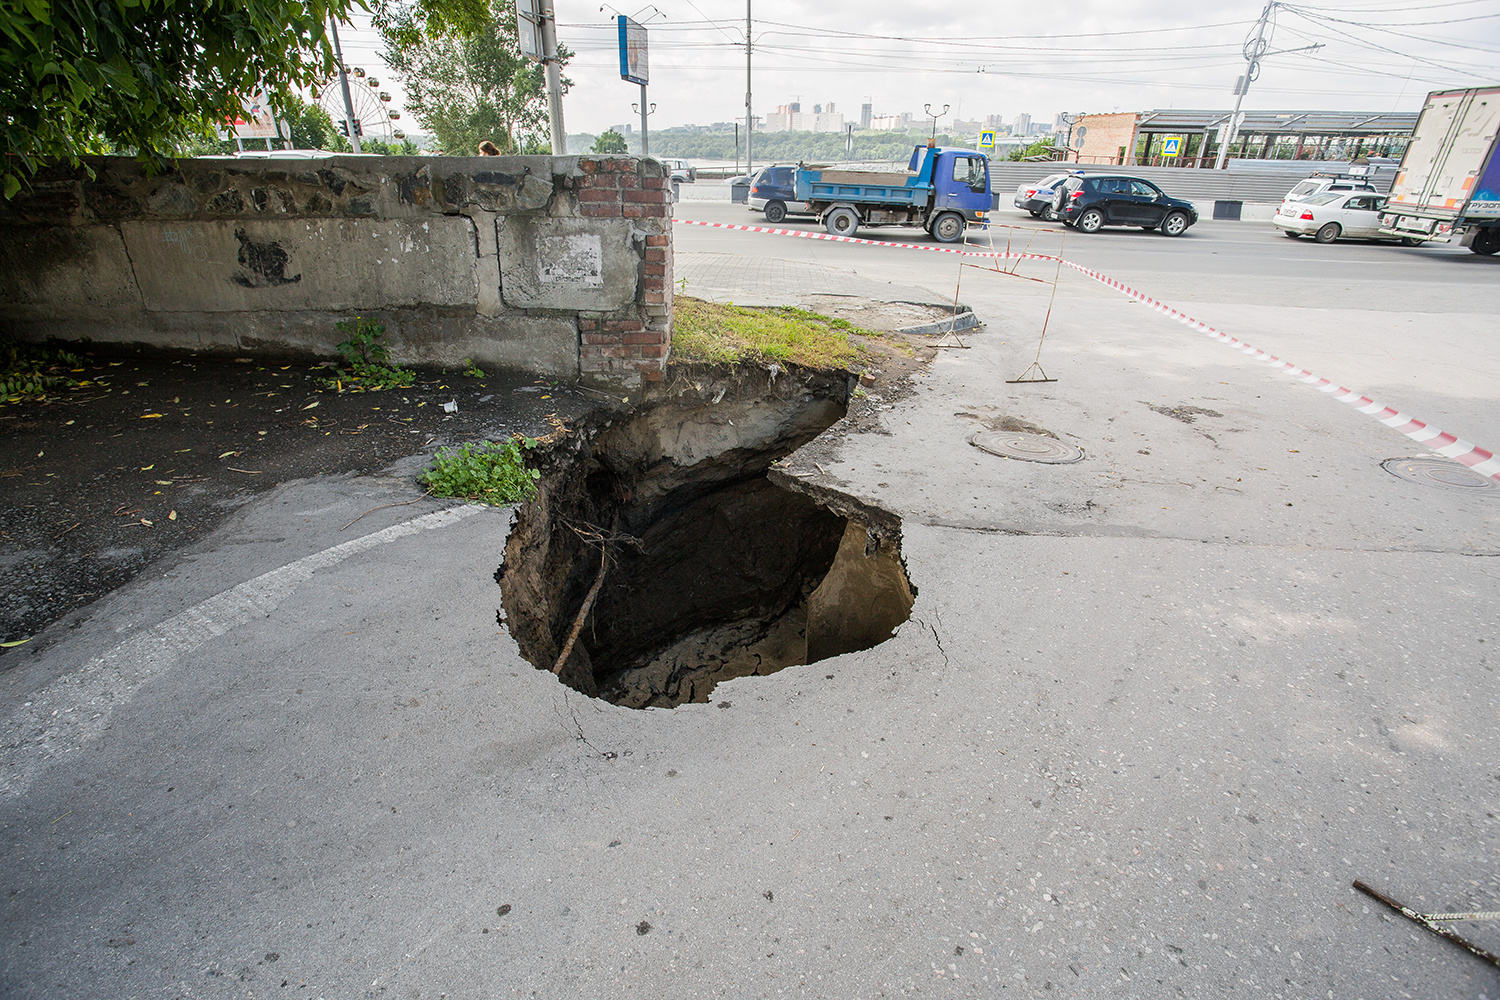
<box><xmin>794</xmin><ymin>144</ymin><xmax>994</xmax><ymax>243</ymax></box>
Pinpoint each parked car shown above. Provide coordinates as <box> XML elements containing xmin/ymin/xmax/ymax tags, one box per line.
<box><xmin>659</xmin><ymin>158</ymin><xmax>696</xmax><ymax>184</ymax></box>
<box><xmin>1014</xmin><ymin>170</ymin><xmax>1081</xmax><ymax>219</ymax></box>
<box><xmin>729</xmin><ymin>173</ymin><xmax>754</xmax><ymax>204</ymax></box>
<box><xmin>657</xmin><ymin>157</ymin><xmax>695</xmax><ymax>202</ymax></box>
<box><xmin>1051</xmin><ymin>174</ymin><xmax>1197</xmax><ymax>236</ymax></box>
<box><xmin>1273</xmin><ymin>191</ymin><xmax>1418</xmax><ymax>244</ymax></box>
<box><xmin>747</xmin><ymin>165</ymin><xmax>810</xmax><ymax>224</ymax></box>
<box><xmin>1282</xmin><ymin>173</ymin><xmax>1376</xmax><ymax>205</ymax></box>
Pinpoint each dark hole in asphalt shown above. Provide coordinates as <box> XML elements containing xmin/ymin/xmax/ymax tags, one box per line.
<box><xmin>499</xmin><ymin>368</ymin><xmax>915</xmax><ymax>709</ymax></box>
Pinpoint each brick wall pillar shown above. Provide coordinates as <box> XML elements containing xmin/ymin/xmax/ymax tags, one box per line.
<box><xmin>572</xmin><ymin>157</ymin><xmax>673</xmax><ymax>386</ymax></box>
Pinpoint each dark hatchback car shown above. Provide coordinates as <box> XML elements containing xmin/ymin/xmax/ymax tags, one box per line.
<box><xmin>1053</xmin><ymin>174</ymin><xmax>1198</xmax><ymax>236</ymax></box>
<box><xmin>748</xmin><ymin>165</ymin><xmax>811</xmax><ymax>223</ymax></box>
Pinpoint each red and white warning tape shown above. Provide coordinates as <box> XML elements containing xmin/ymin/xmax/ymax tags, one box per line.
<box><xmin>674</xmin><ymin>217</ymin><xmax>1500</xmax><ymax>483</ymax></box>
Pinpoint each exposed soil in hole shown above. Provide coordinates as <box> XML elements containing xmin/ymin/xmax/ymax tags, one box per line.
<box><xmin>499</xmin><ymin>363</ymin><xmax>915</xmax><ymax>708</ymax></box>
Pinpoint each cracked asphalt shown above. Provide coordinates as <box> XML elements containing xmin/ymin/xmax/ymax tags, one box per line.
<box><xmin>2</xmin><ymin>203</ymin><xmax>1498</xmax><ymax>999</ymax></box>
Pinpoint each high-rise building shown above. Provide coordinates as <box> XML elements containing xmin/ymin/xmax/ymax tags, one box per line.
<box><xmin>762</xmin><ymin>101</ymin><xmax>845</xmax><ymax>133</ymax></box>
<box><xmin>984</xmin><ymin>114</ymin><xmax>1005</xmax><ymax>129</ymax></box>
<box><xmin>860</xmin><ymin>103</ymin><xmax>873</xmax><ymax>129</ymax></box>
<box><xmin>1012</xmin><ymin>113</ymin><xmax>1032</xmax><ymax>135</ymax></box>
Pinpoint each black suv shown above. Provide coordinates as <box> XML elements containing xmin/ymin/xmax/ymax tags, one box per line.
<box><xmin>1052</xmin><ymin>174</ymin><xmax>1198</xmax><ymax>236</ymax></box>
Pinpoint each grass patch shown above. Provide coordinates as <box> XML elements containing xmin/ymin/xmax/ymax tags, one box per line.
<box><xmin>419</xmin><ymin>437</ymin><xmax>540</xmax><ymax>505</ymax></box>
<box><xmin>671</xmin><ymin>297</ymin><xmax>874</xmax><ymax>369</ymax></box>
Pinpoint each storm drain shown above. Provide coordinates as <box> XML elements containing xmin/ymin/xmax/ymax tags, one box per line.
<box><xmin>1382</xmin><ymin>457</ymin><xmax>1499</xmax><ymax>494</ymax></box>
<box><xmin>970</xmin><ymin>430</ymin><xmax>1084</xmax><ymax>464</ymax></box>
<box><xmin>499</xmin><ymin>369</ymin><xmax>915</xmax><ymax>709</ymax></box>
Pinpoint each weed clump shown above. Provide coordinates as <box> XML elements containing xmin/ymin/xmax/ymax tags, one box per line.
<box><xmin>323</xmin><ymin>317</ymin><xmax>414</xmax><ymax>392</ymax></box>
<box><xmin>420</xmin><ymin>437</ymin><xmax>540</xmax><ymax>505</ymax></box>
<box><xmin>1</xmin><ymin>340</ymin><xmax>82</xmax><ymax>402</ymax></box>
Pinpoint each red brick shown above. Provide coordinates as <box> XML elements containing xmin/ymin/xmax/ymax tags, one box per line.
<box><xmin>617</xmin><ymin>173</ymin><xmax>639</xmax><ymax>189</ymax></box>
<box><xmin>644</xmin><ymin>247</ymin><xmax>667</xmax><ymax>261</ymax></box>
<box><xmin>579</xmin><ymin>160</ymin><xmax>599</xmax><ymax>174</ymax></box>
<box><xmin>577</xmin><ymin>188</ymin><xmax>619</xmax><ymax>202</ymax></box>
<box><xmin>646</xmin><ymin>235</ymin><xmax>669</xmax><ymax>247</ymax></box>
<box><xmin>606</xmin><ymin>159</ymin><xmax>630</xmax><ymax>172</ymax></box>
<box><xmin>582</xmin><ymin>333</ymin><xmax>618</xmax><ymax>345</ymax></box>
<box><xmin>623</xmin><ymin>330</ymin><xmax>665</xmax><ymax>345</ymax></box>
<box><xmin>622</xmin><ymin>204</ymin><xmax>649</xmax><ymax>218</ymax></box>
<box><xmin>643</xmin><ymin>289</ymin><xmax>666</xmax><ymax>305</ymax></box>
<box><xmin>584</xmin><ymin>173</ymin><xmax>619</xmax><ymax>189</ymax></box>
<box><xmin>604</xmin><ymin>319</ymin><xmax>643</xmax><ymax>332</ymax></box>
<box><xmin>643</xmin><ymin>261</ymin><xmax>666</xmax><ymax>277</ymax></box>
<box><xmin>632</xmin><ymin>344</ymin><xmax>667</xmax><ymax>358</ymax></box>
<box><xmin>642</xmin><ymin>177</ymin><xmax>668</xmax><ymax>190</ymax></box>
<box><xmin>581</xmin><ymin>203</ymin><xmax>621</xmax><ymax>218</ymax></box>
<box><xmin>625</xmin><ymin>189</ymin><xmax>669</xmax><ymax>204</ymax></box>
<box><xmin>632</xmin><ymin>360</ymin><xmax>667</xmax><ymax>373</ymax></box>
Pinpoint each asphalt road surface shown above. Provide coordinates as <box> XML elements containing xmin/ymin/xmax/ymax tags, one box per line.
<box><xmin>2</xmin><ymin>203</ymin><xmax>1496</xmax><ymax>999</ymax></box>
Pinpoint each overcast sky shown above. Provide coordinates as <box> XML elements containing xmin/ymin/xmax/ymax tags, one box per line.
<box><xmin>330</xmin><ymin>0</ymin><xmax>1499</xmax><ymax>136</ymax></box>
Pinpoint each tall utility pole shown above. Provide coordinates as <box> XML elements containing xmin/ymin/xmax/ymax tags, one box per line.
<box><xmin>328</xmin><ymin>18</ymin><xmax>361</xmax><ymax>153</ymax></box>
<box><xmin>1216</xmin><ymin>1</ymin><xmax>1273</xmax><ymax>170</ymax></box>
<box><xmin>639</xmin><ymin>86</ymin><xmax>650</xmax><ymax>155</ymax></box>
<box><xmin>539</xmin><ymin>0</ymin><xmax>566</xmax><ymax>154</ymax></box>
<box><xmin>744</xmin><ymin>0</ymin><xmax>752</xmax><ymax>176</ymax></box>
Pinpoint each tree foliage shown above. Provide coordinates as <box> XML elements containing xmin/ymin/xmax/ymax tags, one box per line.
<box><xmin>591</xmin><ymin>129</ymin><xmax>628</xmax><ymax>154</ymax></box>
<box><xmin>0</xmin><ymin>0</ymin><xmax>355</xmax><ymax>195</ymax></box>
<box><xmin>0</xmin><ymin>0</ymin><xmax>493</xmax><ymax>197</ymax></box>
<box><xmin>380</xmin><ymin>0</ymin><xmax>568</xmax><ymax>156</ymax></box>
<box><xmin>1007</xmin><ymin>137</ymin><xmax>1060</xmax><ymax>162</ymax></box>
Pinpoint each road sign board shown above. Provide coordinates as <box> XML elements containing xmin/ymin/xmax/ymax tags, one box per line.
<box><xmin>516</xmin><ymin>0</ymin><xmax>541</xmax><ymax>61</ymax></box>
<box><xmin>978</xmin><ymin>130</ymin><xmax>996</xmax><ymax>151</ymax></box>
<box><xmin>618</xmin><ymin>15</ymin><xmax>648</xmax><ymax>85</ymax></box>
<box><xmin>1162</xmin><ymin>136</ymin><xmax>1183</xmax><ymax>158</ymax></box>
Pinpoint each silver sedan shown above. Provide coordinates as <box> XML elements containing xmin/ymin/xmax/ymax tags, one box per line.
<box><xmin>1273</xmin><ymin>192</ymin><xmax>1415</xmax><ymax>244</ymax></box>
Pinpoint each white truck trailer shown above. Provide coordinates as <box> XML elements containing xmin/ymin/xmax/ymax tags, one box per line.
<box><xmin>1380</xmin><ymin>86</ymin><xmax>1500</xmax><ymax>255</ymax></box>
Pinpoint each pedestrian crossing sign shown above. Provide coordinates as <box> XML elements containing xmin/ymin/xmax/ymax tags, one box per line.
<box><xmin>1162</xmin><ymin>136</ymin><xmax>1182</xmax><ymax>158</ymax></box>
<box><xmin>979</xmin><ymin>130</ymin><xmax>996</xmax><ymax>152</ymax></box>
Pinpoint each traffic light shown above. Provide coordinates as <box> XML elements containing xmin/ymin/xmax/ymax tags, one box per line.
<box><xmin>337</xmin><ymin>120</ymin><xmax>364</xmax><ymax>137</ymax></box>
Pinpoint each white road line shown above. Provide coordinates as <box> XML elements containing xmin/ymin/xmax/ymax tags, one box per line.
<box><xmin>0</xmin><ymin>504</ymin><xmax>485</xmax><ymax>799</ymax></box>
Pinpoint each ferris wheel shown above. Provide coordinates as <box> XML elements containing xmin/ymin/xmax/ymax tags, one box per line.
<box><xmin>316</xmin><ymin>66</ymin><xmax>406</xmax><ymax>141</ymax></box>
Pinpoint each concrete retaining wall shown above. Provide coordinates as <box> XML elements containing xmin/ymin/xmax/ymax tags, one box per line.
<box><xmin>0</xmin><ymin>154</ymin><xmax>675</xmax><ymax>387</ymax></box>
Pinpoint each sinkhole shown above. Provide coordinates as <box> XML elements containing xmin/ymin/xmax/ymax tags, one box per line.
<box><xmin>498</xmin><ymin>367</ymin><xmax>915</xmax><ymax>708</ymax></box>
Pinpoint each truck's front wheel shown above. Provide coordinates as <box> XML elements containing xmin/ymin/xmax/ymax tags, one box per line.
<box><xmin>825</xmin><ymin>207</ymin><xmax>859</xmax><ymax>237</ymax></box>
<box><xmin>930</xmin><ymin>212</ymin><xmax>965</xmax><ymax>244</ymax></box>
<box><xmin>1471</xmin><ymin>228</ymin><xmax>1500</xmax><ymax>256</ymax></box>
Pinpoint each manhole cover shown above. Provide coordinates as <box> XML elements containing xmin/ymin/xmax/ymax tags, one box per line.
<box><xmin>970</xmin><ymin>431</ymin><xmax>1084</xmax><ymax>464</ymax></box>
<box><xmin>1382</xmin><ymin>457</ymin><xmax>1499</xmax><ymax>494</ymax></box>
